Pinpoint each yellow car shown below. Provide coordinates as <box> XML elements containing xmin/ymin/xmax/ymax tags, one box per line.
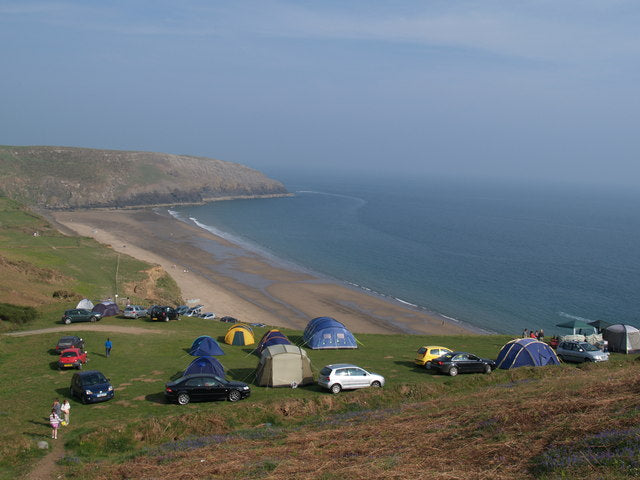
<box><xmin>414</xmin><ymin>346</ymin><xmax>453</xmax><ymax>367</ymax></box>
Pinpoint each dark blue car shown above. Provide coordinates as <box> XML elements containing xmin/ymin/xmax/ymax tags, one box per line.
<box><xmin>69</xmin><ymin>370</ymin><xmax>114</xmax><ymax>404</ymax></box>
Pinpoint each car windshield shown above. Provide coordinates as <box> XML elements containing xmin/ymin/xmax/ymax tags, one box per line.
<box><xmin>581</xmin><ymin>343</ymin><xmax>600</xmax><ymax>352</ymax></box>
<box><xmin>440</xmin><ymin>353</ymin><xmax>455</xmax><ymax>361</ymax></box>
<box><xmin>61</xmin><ymin>352</ymin><xmax>77</xmax><ymax>357</ymax></box>
<box><xmin>82</xmin><ymin>374</ymin><xmax>107</xmax><ymax>385</ymax></box>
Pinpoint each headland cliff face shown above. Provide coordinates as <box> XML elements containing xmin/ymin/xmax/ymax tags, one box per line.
<box><xmin>0</xmin><ymin>145</ymin><xmax>288</xmax><ymax>209</ymax></box>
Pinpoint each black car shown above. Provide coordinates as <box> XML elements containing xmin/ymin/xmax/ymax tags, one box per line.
<box><xmin>55</xmin><ymin>335</ymin><xmax>84</xmax><ymax>353</ymax></box>
<box><xmin>219</xmin><ymin>316</ymin><xmax>238</xmax><ymax>323</ymax></box>
<box><xmin>69</xmin><ymin>370</ymin><xmax>114</xmax><ymax>404</ymax></box>
<box><xmin>429</xmin><ymin>351</ymin><xmax>496</xmax><ymax>376</ymax></box>
<box><xmin>164</xmin><ymin>374</ymin><xmax>251</xmax><ymax>405</ymax></box>
<box><xmin>149</xmin><ymin>305</ymin><xmax>178</xmax><ymax>322</ymax></box>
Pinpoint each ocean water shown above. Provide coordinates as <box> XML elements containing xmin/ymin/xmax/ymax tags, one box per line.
<box><xmin>170</xmin><ymin>171</ymin><xmax>640</xmax><ymax>335</ymax></box>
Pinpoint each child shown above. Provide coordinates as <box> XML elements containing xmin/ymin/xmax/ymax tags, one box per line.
<box><xmin>61</xmin><ymin>399</ymin><xmax>70</xmax><ymax>425</ymax></box>
<box><xmin>49</xmin><ymin>408</ymin><xmax>61</xmax><ymax>439</ymax></box>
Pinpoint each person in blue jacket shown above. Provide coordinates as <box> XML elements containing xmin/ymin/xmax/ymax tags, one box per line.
<box><xmin>105</xmin><ymin>338</ymin><xmax>112</xmax><ymax>357</ymax></box>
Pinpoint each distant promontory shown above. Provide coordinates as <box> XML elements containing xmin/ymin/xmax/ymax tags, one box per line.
<box><xmin>0</xmin><ymin>145</ymin><xmax>289</xmax><ymax>209</ymax></box>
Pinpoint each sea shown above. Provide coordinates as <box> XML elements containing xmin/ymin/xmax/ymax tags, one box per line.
<box><xmin>169</xmin><ymin>169</ymin><xmax>640</xmax><ymax>336</ymax></box>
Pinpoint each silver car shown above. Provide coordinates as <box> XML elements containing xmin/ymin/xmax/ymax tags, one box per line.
<box><xmin>318</xmin><ymin>363</ymin><xmax>385</xmax><ymax>394</ymax></box>
<box><xmin>556</xmin><ymin>341</ymin><xmax>609</xmax><ymax>363</ymax></box>
<box><xmin>123</xmin><ymin>305</ymin><xmax>148</xmax><ymax>319</ymax></box>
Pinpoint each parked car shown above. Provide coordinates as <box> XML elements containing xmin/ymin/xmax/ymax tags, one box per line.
<box><xmin>200</xmin><ymin>312</ymin><xmax>216</xmax><ymax>320</ymax></box>
<box><xmin>123</xmin><ymin>305</ymin><xmax>148</xmax><ymax>319</ymax></box>
<box><xmin>429</xmin><ymin>352</ymin><xmax>496</xmax><ymax>376</ymax></box>
<box><xmin>219</xmin><ymin>316</ymin><xmax>238</xmax><ymax>323</ymax></box>
<box><xmin>414</xmin><ymin>345</ymin><xmax>453</xmax><ymax>367</ymax></box>
<box><xmin>556</xmin><ymin>341</ymin><xmax>609</xmax><ymax>363</ymax></box>
<box><xmin>55</xmin><ymin>335</ymin><xmax>84</xmax><ymax>353</ymax></box>
<box><xmin>61</xmin><ymin>308</ymin><xmax>101</xmax><ymax>324</ymax></box>
<box><xmin>317</xmin><ymin>364</ymin><xmax>385</xmax><ymax>394</ymax></box>
<box><xmin>149</xmin><ymin>306</ymin><xmax>179</xmax><ymax>321</ymax></box>
<box><xmin>175</xmin><ymin>305</ymin><xmax>190</xmax><ymax>315</ymax></box>
<box><xmin>69</xmin><ymin>370</ymin><xmax>114</xmax><ymax>404</ymax></box>
<box><xmin>58</xmin><ymin>348</ymin><xmax>88</xmax><ymax>370</ymax></box>
<box><xmin>185</xmin><ymin>305</ymin><xmax>203</xmax><ymax>317</ymax></box>
<box><xmin>164</xmin><ymin>374</ymin><xmax>251</xmax><ymax>405</ymax></box>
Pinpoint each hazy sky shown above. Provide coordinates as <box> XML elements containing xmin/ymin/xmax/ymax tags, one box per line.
<box><xmin>1</xmin><ymin>1</ymin><xmax>639</xmax><ymax>185</ymax></box>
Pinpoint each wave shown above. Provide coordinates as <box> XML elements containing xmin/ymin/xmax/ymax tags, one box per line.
<box><xmin>296</xmin><ymin>189</ymin><xmax>367</xmax><ymax>208</ymax></box>
<box><xmin>558</xmin><ymin>311</ymin><xmax>595</xmax><ymax>323</ymax></box>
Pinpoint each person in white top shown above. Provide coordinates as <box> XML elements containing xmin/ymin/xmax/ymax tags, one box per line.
<box><xmin>61</xmin><ymin>400</ymin><xmax>71</xmax><ymax>425</ymax></box>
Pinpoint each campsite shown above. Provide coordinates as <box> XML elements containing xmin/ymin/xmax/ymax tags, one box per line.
<box><xmin>4</xmin><ymin>309</ymin><xmax>640</xmax><ymax>479</ymax></box>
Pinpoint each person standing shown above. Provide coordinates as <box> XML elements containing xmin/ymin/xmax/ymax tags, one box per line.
<box><xmin>52</xmin><ymin>398</ymin><xmax>62</xmax><ymax>418</ymax></box>
<box><xmin>105</xmin><ymin>338</ymin><xmax>112</xmax><ymax>357</ymax></box>
<box><xmin>49</xmin><ymin>408</ymin><xmax>61</xmax><ymax>439</ymax></box>
<box><xmin>523</xmin><ymin>329</ymin><xmax>529</xmax><ymax>338</ymax></box>
<box><xmin>61</xmin><ymin>399</ymin><xmax>70</xmax><ymax>425</ymax></box>
<box><xmin>537</xmin><ymin>329</ymin><xmax>544</xmax><ymax>341</ymax></box>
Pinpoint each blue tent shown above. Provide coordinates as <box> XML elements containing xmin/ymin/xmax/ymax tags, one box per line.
<box><xmin>303</xmin><ymin>317</ymin><xmax>357</xmax><ymax>349</ymax></box>
<box><xmin>92</xmin><ymin>302</ymin><xmax>120</xmax><ymax>317</ymax></box>
<box><xmin>191</xmin><ymin>335</ymin><xmax>212</xmax><ymax>351</ymax></box>
<box><xmin>257</xmin><ymin>329</ymin><xmax>292</xmax><ymax>354</ymax></box>
<box><xmin>495</xmin><ymin>338</ymin><xmax>560</xmax><ymax>369</ymax></box>
<box><xmin>183</xmin><ymin>356</ymin><xmax>225</xmax><ymax>377</ymax></box>
<box><xmin>189</xmin><ymin>336</ymin><xmax>225</xmax><ymax>356</ymax></box>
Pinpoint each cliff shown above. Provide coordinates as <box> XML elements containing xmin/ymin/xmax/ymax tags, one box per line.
<box><xmin>0</xmin><ymin>145</ymin><xmax>288</xmax><ymax>209</ymax></box>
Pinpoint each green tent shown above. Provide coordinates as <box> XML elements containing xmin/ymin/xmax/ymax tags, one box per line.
<box><xmin>555</xmin><ymin>319</ymin><xmax>596</xmax><ymax>336</ymax></box>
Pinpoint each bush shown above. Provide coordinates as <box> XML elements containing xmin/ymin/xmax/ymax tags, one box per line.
<box><xmin>0</xmin><ymin>303</ymin><xmax>38</xmax><ymax>324</ymax></box>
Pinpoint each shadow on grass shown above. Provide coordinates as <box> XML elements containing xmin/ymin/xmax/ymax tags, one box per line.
<box><xmin>226</xmin><ymin>368</ymin><xmax>256</xmax><ymax>384</ymax></box>
<box><xmin>27</xmin><ymin>419</ymin><xmax>51</xmax><ymax>429</ymax></box>
<box><xmin>393</xmin><ymin>360</ymin><xmax>418</xmax><ymax>369</ymax></box>
<box><xmin>145</xmin><ymin>392</ymin><xmax>167</xmax><ymax>404</ymax></box>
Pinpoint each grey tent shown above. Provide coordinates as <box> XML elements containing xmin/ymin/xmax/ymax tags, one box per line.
<box><xmin>588</xmin><ymin>319</ymin><xmax>613</xmax><ymax>333</ymax></box>
<box><xmin>76</xmin><ymin>298</ymin><xmax>94</xmax><ymax>310</ymax></box>
<box><xmin>603</xmin><ymin>324</ymin><xmax>640</xmax><ymax>354</ymax></box>
<box><xmin>255</xmin><ymin>344</ymin><xmax>313</xmax><ymax>387</ymax></box>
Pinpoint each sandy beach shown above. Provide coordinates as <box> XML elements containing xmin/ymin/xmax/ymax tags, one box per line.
<box><xmin>51</xmin><ymin>208</ymin><xmax>473</xmax><ymax>336</ymax></box>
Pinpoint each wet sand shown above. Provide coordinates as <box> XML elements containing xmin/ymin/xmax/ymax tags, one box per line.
<box><xmin>51</xmin><ymin>208</ymin><xmax>474</xmax><ymax>335</ymax></box>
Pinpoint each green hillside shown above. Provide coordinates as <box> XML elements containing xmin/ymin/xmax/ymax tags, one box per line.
<box><xmin>0</xmin><ymin>145</ymin><xmax>288</xmax><ymax>209</ymax></box>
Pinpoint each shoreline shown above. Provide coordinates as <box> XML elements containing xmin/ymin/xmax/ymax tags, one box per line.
<box><xmin>50</xmin><ymin>207</ymin><xmax>477</xmax><ymax>336</ymax></box>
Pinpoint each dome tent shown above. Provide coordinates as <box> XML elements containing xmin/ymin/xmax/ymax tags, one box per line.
<box><xmin>76</xmin><ymin>298</ymin><xmax>94</xmax><ymax>310</ymax></box>
<box><xmin>495</xmin><ymin>338</ymin><xmax>560</xmax><ymax>369</ymax></box>
<box><xmin>189</xmin><ymin>336</ymin><xmax>225</xmax><ymax>356</ymax></box>
<box><xmin>255</xmin><ymin>344</ymin><xmax>313</xmax><ymax>387</ymax></box>
<box><xmin>603</xmin><ymin>324</ymin><xmax>640</xmax><ymax>354</ymax></box>
<box><xmin>256</xmin><ymin>329</ymin><xmax>292</xmax><ymax>354</ymax></box>
<box><xmin>224</xmin><ymin>324</ymin><xmax>255</xmax><ymax>346</ymax></box>
<box><xmin>303</xmin><ymin>317</ymin><xmax>357</xmax><ymax>349</ymax></box>
<box><xmin>92</xmin><ymin>301</ymin><xmax>119</xmax><ymax>317</ymax></box>
<box><xmin>183</xmin><ymin>356</ymin><xmax>225</xmax><ymax>377</ymax></box>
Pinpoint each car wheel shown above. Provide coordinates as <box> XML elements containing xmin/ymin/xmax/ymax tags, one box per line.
<box><xmin>484</xmin><ymin>364</ymin><xmax>492</xmax><ymax>374</ymax></box>
<box><xmin>177</xmin><ymin>393</ymin><xmax>190</xmax><ymax>405</ymax></box>
<box><xmin>227</xmin><ymin>390</ymin><xmax>242</xmax><ymax>402</ymax></box>
<box><xmin>371</xmin><ymin>381</ymin><xmax>382</xmax><ymax>388</ymax></box>
<box><xmin>81</xmin><ymin>396</ymin><xmax>88</xmax><ymax>405</ymax></box>
<box><xmin>90</xmin><ymin>316</ymin><xmax>97</xmax><ymax>322</ymax></box>
<box><xmin>64</xmin><ymin>318</ymin><xmax>72</xmax><ymax>325</ymax></box>
<box><xmin>425</xmin><ymin>361</ymin><xmax>432</xmax><ymax>369</ymax></box>
<box><xmin>330</xmin><ymin>384</ymin><xmax>342</xmax><ymax>394</ymax></box>
<box><xmin>448</xmin><ymin>366</ymin><xmax>458</xmax><ymax>377</ymax></box>
<box><xmin>133</xmin><ymin>313</ymin><xmax>138</xmax><ymax>319</ymax></box>
<box><xmin>69</xmin><ymin>387</ymin><xmax>74</xmax><ymax>398</ymax></box>
<box><xmin>77</xmin><ymin>363</ymin><xmax>82</xmax><ymax>370</ymax></box>
<box><xmin>583</xmin><ymin>357</ymin><xmax>592</xmax><ymax>363</ymax></box>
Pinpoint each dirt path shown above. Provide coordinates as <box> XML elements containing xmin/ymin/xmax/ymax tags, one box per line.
<box><xmin>4</xmin><ymin>324</ymin><xmax>166</xmax><ymax>337</ymax></box>
<box><xmin>25</xmin><ymin>436</ymin><xmax>65</xmax><ymax>480</ymax></box>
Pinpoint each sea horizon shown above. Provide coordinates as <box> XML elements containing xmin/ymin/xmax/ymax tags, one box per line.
<box><xmin>169</xmin><ymin>171</ymin><xmax>640</xmax><ymax>336</ymax></box>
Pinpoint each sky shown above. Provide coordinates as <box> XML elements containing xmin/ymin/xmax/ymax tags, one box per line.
<box><xmin>1</xmin><ymin>1</ymin><xmax>639</xmax><ymax>186</ymax></box>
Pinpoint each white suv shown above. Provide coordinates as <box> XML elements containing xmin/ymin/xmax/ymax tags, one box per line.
<box><xmin>318</xmin><ymin>363</ymin><xmax>385</xmax><ymax>394</ymax></box>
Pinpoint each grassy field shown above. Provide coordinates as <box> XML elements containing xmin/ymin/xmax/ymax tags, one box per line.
<box><xmin>2</xmin><ymin>198</ymin><xmax>640</xmax><ymax>479</ymax></box>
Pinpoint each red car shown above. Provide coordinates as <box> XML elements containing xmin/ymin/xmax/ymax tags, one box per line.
<box><xmin>58</xmin><ymin>348</ymin><xmax>88</xmax><ymax>370</ymax></box>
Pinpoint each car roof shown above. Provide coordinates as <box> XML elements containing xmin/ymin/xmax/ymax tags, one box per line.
<box><xmin>59</xmin><ymin>335</ymin><xmax>80</xmax><ymax>340</ymax></box>
<box><xmin>419</xmin><ymin>345</ymin><xmax>452</xmax><ymax>349</ymax></box>
<box><xmin>324</xmin><ymin>363</ymin><xmax>358</xmax><ymax>369</ymax></box>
